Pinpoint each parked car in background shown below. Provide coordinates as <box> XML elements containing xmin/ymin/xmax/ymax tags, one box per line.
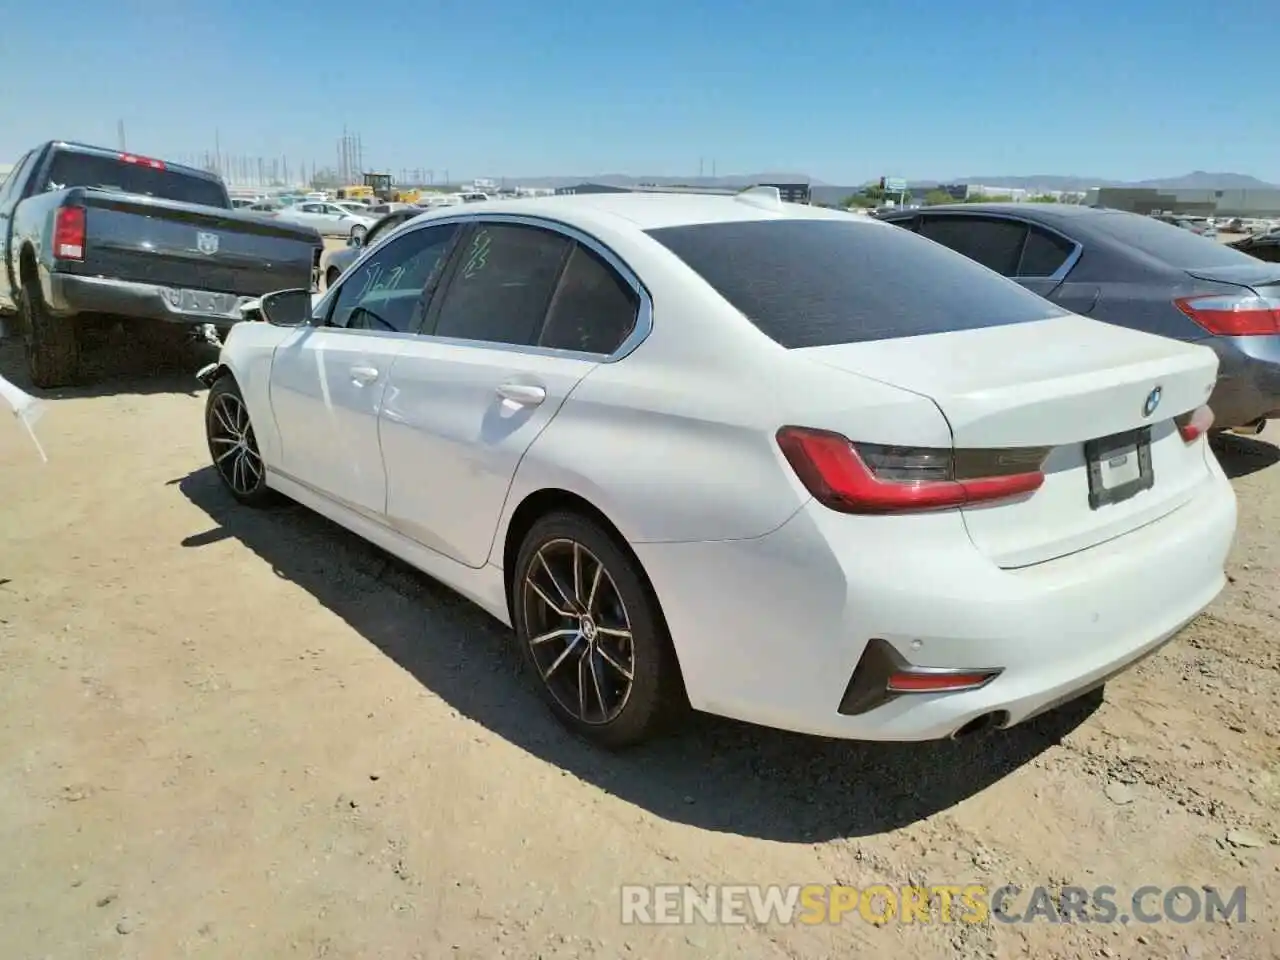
<box><xmin>275</xmin><ymin>200</ymin><xmax>377</xmax><ymax>239</ymax></box>
<box><xmin>367</xmin><ymin>202</ymin><xmax>419</xmax><ymax>216</ymax></box>
<box><xmin>334</xmin><ymin>200</ymin><xmax>376</xmax><ymax>217</ymax></box>
<box><xmin>0</xmin><ymin>140</ymin><xmax>322</xmax><ymax>387</ymax></box>
<box><xmin>317</xmin><ymin>206</ymin><xmax>424</xmax><ymax>288</ymax></box>
<box><xmin>1229</xmin><ymin>229</ymin><xmax>1280</xmax><ymax>264</ymax></box>
<box><xmin>197</xmin><ymin>191</ymin><xmax>1234</xmax><ymax>748</ymax></box>
<box><xmin>877</xmin><ymin>204</ymin><xmax>1280</xmax><ymax>432</ymax></box>
<box><xmin>1153</xmin><ymin>213</ymin><xmax>1218</xmax><ymax>240</ymax></box>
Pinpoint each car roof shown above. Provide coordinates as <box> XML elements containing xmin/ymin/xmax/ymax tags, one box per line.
<box><xmin>891</xmin><ymin>202</ymin><xmax>1117</xmax><ymax>223</ymax></box>
<box><xmin>407</xmin><ymin>191</ymin><xmax>874</xmax><ymax>232</ymax></box>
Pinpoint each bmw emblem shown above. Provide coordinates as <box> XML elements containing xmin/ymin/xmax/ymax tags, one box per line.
<box><xmin>1143</xmin><ymin>386</ymin><xmax>1163</xmax><ymax>418</ymax></box>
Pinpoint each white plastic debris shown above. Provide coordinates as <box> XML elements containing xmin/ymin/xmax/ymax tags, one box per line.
<box><xmin>0</xmin><ymin>373</ymin><xmax>48</xmax><ymax>462</ymax></box>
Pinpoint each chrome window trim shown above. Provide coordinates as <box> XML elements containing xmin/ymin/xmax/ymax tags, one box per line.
<box><xmin>917</xmin><ymin>210</ymin><xmax>1084</xmax><ymax>283</ymax></box>
<box><xmin>308</xmin><ymin>211</ymin><xmax>654</xmax><ymax>362</ymax></box>
<box><xmin>376</xmin><ymin>211</ymin><xmax>653</xmax><ymax>362</ymax></box>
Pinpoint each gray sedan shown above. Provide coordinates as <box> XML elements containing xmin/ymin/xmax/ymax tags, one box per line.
<box><xmin>318</xmin><ymin>207</ymin><xmax>426</xmax><ymax>289</ymax></box>
<box><xmin>878</xmin><ymin>203</ymin><xmax>1280</xmax><ymax>432</ymax></box>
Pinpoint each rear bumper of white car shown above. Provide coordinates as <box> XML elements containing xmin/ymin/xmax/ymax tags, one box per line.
<box><xmin>635</xmin><ymin>449</ymin><xmax>1237</xmax><ymax>741</ymax></box>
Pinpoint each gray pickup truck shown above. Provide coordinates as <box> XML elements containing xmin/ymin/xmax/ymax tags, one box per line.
<box><xmin>0</xmin><ymin>141</ymin><xmax>323</xmax><ymax>387</ymax></box>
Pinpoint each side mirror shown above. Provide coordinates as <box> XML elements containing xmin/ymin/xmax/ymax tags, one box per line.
<box><xmin>258</xmin><ymin>288</ymin><xmax>314</xmax><ymax>327</ymax></box>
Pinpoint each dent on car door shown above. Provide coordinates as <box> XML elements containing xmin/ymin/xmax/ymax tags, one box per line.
<box><xmin>267</xmin><ymin>221</ymin><xmax>461</xmax><ymax>516</ymax></box>
<box><xmin>379</xmin><ymin>220</ymin><xmax>642</xmax><ymax>568</ymax></box>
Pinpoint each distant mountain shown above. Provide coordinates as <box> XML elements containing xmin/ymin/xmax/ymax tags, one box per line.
<box><xmin>1135</xmin><ymin>171</ymin><xmax>1279</xmax><ymax>190</ymax></box>
<box><xmin>948</xmin><ymin>172</ymin><xmax>1280</xmax><ymax>192</ymax></box>
<box><xmin>503</xmin><ymin>172</ymin><xmax>823</xmax><ymax>189</ymax></box>
<box><xmin>499</xmin><ymin>170</ymin><xmax>1278</xmax><ymax>194</ymax></box>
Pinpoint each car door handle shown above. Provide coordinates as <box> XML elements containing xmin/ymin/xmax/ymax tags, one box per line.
<box><xmin>496</xmin><ymin>382</ymin><xmax>546</xmax><ymax>406</ymax></box>
<box><xmin>350</xmin><ymin>365</ymin><xmax>379</xmax><ymax>384</ymax></box>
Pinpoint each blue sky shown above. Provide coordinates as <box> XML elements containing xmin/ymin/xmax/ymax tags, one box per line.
<box><xmin>2</xmin><ymin>0</ymin><xmax>1274</xmax><ymax>184</ymax></box>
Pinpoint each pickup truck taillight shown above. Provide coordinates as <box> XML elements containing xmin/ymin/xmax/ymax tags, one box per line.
<box><xmin>53</xmin><ymin>206</ymin><xmax>86</xmax><ymax>261</ymax></box>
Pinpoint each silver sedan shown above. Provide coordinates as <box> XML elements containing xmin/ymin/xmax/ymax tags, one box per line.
<box><xmin>276</xmin><ymin>201</ymin><xmax>377</xmax><ymax>239</ymax></box>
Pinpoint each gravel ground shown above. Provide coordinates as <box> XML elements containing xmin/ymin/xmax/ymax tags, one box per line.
<box><xmin>0</xmin><ymin>336</ymin><xmax>1276</xmax><ymax>960</ymax></box>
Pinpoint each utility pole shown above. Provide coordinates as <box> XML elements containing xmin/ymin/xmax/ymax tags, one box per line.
<box><xmin>117</xmin><ymin>120</ymin><xmax>126</xmax><ymax>151</ymax></box>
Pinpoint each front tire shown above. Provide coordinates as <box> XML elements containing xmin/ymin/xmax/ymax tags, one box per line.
<box><xmin>512</xmin><ymin>511</ymin><xmax>685</xmax><ymax>748</ymax></box>
<box><xmin>19</xmin><ymin>274</ymin><xmax>80</xmax><ymax>388</ymax></box>
<box><xmin>205</xmin><ymin>376</ymin><xmax>275</xmax><ymax>507</ymax></box>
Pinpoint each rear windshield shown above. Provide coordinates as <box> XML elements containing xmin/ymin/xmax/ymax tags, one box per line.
<box><xmin>42</xmin><ymin>151</ymin><xmax>229</xmax><ymax>208</ymax></box>
<box><xmin>645</xmin><ymin>219</ymin><xmax>1067</xmax><ymax>348</ymax></box>
<box><xmin>1089</xmin><ymin>212</ymin><xmax>1253</xmax><ymax>269</ymax></box>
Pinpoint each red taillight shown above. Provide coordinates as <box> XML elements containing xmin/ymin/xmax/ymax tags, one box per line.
<box><xmin>119</xmin><ymin>152</ymin><xmax>165</xmax><ymax>170</ymax></box>
<box><xmin>53</xmin><ymin>206</ymin><xmax>85</xmax><ymax>261</ymax></box>
<box><xmin>886</xmin><ymin>669</ymin><xmax>999</xmax><ymax>693</ymax></box>
<box><xmin>1176</xmin><ymin>404</ymin><xmax>1215</xmax><ymax>442</ymax></box>
<box><xmin>775</xmin><ymin>427</ymin><xmax>1049</xmax><ymax>514</ymax></box>
<box><xmin>1175</xmin><ymin>294</ymin><xmax>1280</xmax><ymax>336</ymax></box>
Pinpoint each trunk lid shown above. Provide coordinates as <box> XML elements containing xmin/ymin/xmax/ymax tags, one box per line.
<box><xmin>796</xmin><ymin>315</ymin><xmax>1220</xmax><ymax>568</ymax></box>
<box><xmin>76</xmin><ymin>189</ymin><xmax>320</xmax><ymax>295</ymax></box>
<box><xmin>1185</xmin><ymin>264</ymin><xmax>1280</xmax><ymax>290</ymax></box>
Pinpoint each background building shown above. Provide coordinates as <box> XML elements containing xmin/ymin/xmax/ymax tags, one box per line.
<box><xmin>1085</xmin><ymin>186</ymin><xmax>1280</xmax><ymax>217</ymax></box>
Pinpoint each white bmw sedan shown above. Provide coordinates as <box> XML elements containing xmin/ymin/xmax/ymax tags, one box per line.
<box><xmin>197</xmin><ymin>189</ymin><xmax>1237</xmax><ymax>749</ymax></box>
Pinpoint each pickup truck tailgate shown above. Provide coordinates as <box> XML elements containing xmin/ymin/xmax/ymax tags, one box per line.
<box><xmin>76</xmin><ymin>191</ymin><xmax>319</xmax><ymax>295</ymax></box>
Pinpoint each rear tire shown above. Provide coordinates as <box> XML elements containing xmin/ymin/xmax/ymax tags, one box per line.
<box><xmin>326</xmin><ymin>267</ymin><xmax>341</xmax><ymax>289</ymax></box>
<box><xmin>511</xmin><ymin>511</ymin><xmax>686</xmax><ymax>749</ymax></box>
<box><xmin>19</xmin><ymin>273</ymin><xmax>80</xmax><ymax>388</ymax></box>
<box><xmin>205</xmin><ymin>376</ymin><xmax>276</xmax><ymax>508</ymax></box>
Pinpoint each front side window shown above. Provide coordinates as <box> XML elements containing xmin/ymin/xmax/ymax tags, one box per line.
<box><xmin>430</xmin><ymin>223</ymin><xmax>571</xmax><ymax>345</ymax></box>
<box><xmin>366</xmin><ymin>212</ymin><xmax>417</xmax><ymax>247</ymax></box>
<box><xmin>327</xmin><ymin>223</ymin><xmax>458</xmax><ymax>333</ymax></box>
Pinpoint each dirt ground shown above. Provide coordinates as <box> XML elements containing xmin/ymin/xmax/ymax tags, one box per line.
<box><xmin>0</xmin><ymin>335</ymin><xmax>1277</xmax><ymax>960</ymax></box>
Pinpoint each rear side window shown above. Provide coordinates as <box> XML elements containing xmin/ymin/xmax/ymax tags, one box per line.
<box><xmin>1090</xmin><ymin>212</ymin><xmax>1255</xmax><ymax>268</ymax></box>
<box><xmin>1018</xmin><ymin>227</ymin><xmax>1076</xmax><ymax>277</ymax></box>
<box><xmin>431</xmin><ymin>223</ymin><xmax>571</xmax><ymax>345</ymax></box>
<box><xmin>920</xmin><ymin>216</ymin><xmax>1026</xmax><ymax>275</ymax></box>
<box><xmin>645</xmin><ymin>219</ymin><xmax>1068</xmax><ymax>348</ymax></box>
<box><xmin>539</xmin><ymin>244</ymin><xmax>639</xmax><ymax>354</ymax></box>
<box><xmin>42</xmin><ymin>151</ymin><xmax>228</xmax><ymax>208</ymax></box>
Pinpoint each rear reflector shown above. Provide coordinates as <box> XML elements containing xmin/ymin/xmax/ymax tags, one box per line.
<box><xmin>886</xmin><ymin>669</ymin><xmax>1000</xmax><ymax>693</ymax></box>
<box><xmin>1175</xmin><ymin>404</ymin><xmax>1215</xmax><ymax>442</ymax></box>
<box><xmin>52</xmin><ymin>206</ymin><xmax>85</xmax><ymax>261</ymax></box>
<box><xmin>1175</xmin><ymin>294</ymin><xmax>1280</xmax><ymax>336</ymax></box>
<box><xmin>776</xmin><ymin>426</ymin><xmax>1049</xmax><ymax>514</ymax></box>
<box><xmin>119</xmin><ymin>152</ymin><xmax>166</xmax><ymax>170</ymax></box>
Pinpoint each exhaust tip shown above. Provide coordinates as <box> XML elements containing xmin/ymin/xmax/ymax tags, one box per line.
<box><xmin>951</xmin><ymin>711</ymin><xmax>1009</xmax><ymax>739</ymax></box>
